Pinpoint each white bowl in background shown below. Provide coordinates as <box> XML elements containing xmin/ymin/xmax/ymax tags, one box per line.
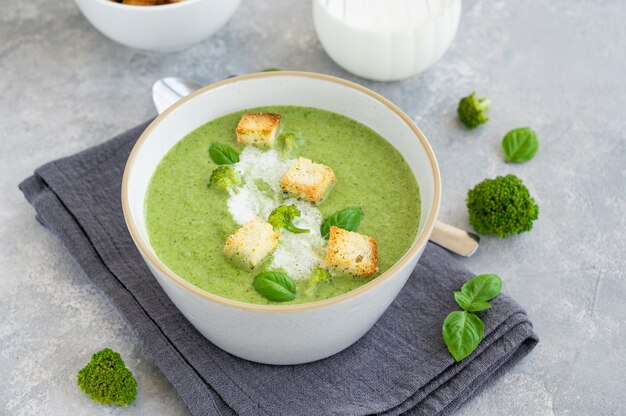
<box><xmin>73</xmin><ymin>0</ymin><xmax>241</xmax><ymax>52</ymax></box>
<box><xmin>313</xmin><ymin>0</ymin><xmax>462</xmax><ymax>81</ymax></box>
<box><xmin>122</xmin><ymin>72</ymin><xmax>441</xmax><ymax>364</ymax></box>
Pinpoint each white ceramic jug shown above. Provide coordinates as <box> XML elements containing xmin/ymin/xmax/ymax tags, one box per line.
<box><xmin>313</xmin><ymin>0</ymin><xmax>461</xmax><ymax>81</ymax></box>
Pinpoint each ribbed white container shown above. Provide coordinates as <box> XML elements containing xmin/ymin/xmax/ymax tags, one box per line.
<box><xmin>313</xmin><ymin>0</ymin><xmax>461</xmax><ymax>81</ymax></box>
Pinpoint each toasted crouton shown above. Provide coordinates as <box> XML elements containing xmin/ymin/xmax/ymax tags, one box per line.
<box><xmin>280</xmin><ymin>157</ymin><xmax>336</xmax><ymax>203</ymax></box>
<box><xmin>223</xmin><ymin>219</ymin><xmax>280</xmax><ymax>270</ymax></box>
<box><xmin>325</xmin><ymin>226</ymin><xmax>378</xmax><ymax>278</ymax></box>
<box><xmin>235</xmin><ymin>113</ymin><xmax>281</xmax><ymax>148</ymax></box>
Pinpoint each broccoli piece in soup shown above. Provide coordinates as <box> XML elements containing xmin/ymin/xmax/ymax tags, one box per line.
<box><xmin>208</xmin><ymin>165</ymin><xmax>240</xmax><ymax>193</ymax></box>
<box><xmin>268</xmin><ymin>204</ymin><xmax>309</xmax><ymax>234</ymax></box>
<box><xmin>304</xmin><ymin>267</ymin><xmax>332</xmax><ymax>295</ymax></box>
<box><xmin>277</xmin><ymin>133</ymin><xmax>297</xmax><ymax>156</ymax></box>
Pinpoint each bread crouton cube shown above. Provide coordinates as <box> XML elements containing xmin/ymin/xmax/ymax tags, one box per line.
<box><xmin>325</xmin><ymin>226</ymin><xmax>378</xmax><ymax>278</ymax></box>
<box><xmin>280</xmin><ymin>157</ymin><xmax>336</xmax><ymax>203</ymax></box>
<box><xmin>223</xmin><ymin>219</ymin><xmax>280</xmax><ymax>270</ymax></box>
<box><xmin>235</xmin><ymin>113</ymin><xmax>281</xmax><ymax>148</ymax></box>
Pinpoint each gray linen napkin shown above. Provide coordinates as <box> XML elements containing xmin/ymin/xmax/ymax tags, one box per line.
<box><xmin>19</xmin><ymin>121</ymin><xmax>538</xmax><ymax>416</ymax></box>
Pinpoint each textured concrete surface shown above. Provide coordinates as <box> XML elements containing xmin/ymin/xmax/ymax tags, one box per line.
<box><xmin>1</xmin><ymin>0</ymin><xmax>625</xmax><ymax>414</ymax></box>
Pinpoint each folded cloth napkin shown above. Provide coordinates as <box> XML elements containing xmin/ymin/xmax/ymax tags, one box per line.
<box><xmin>19</xmin><ymin>121</ymin><xmax>538</xmax><ymax>416</ymax></box>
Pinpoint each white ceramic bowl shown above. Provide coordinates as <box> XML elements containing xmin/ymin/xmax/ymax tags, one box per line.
<box><xmin>73</xmin><ymin>0</ymin><xmax>241</xmax><ymax>52</ymax></box>
<box><xmin>122</xmin><ymin>72</ymin><xmax>441</xmax><ymax>364</ymax></box>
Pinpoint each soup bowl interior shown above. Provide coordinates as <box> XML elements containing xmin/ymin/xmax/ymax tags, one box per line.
<box><xmin>123</xmin><ymin>71</ymin><xmax>440</xmax><ymax>364</ymax></box>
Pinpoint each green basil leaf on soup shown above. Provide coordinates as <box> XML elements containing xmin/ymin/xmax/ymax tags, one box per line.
<box><xmin>502</xmin><ymin>127</ymin><xmax>539</xmax><ymax>163</ymax></box>
<box><xmin>209</xmin><ymin>143</ymin><xmax>240</xmax><ymax>165</ymax></box>
<box><xmin>320</xmin><ymin>207</ymin><xmax>364</xmax><ymax>239</ymax></box>
<box><xmin>442</xmin><ymin>311</ymin><xmax>485</xmax><ymax>362</ymax></box>
<box><xmin>252</xmin><ymin>272</ymin><xmax>297</xmax><ymax>302</ymax></box>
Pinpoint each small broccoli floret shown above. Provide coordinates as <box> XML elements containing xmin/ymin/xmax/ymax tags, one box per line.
<box><xmin>77</xmin><ymin>348</ymin><xmax>137</xmax><ymax>407</ymax></box>
<box><xmin>458</xmin><ymin>92</ymin><xmax>491</xmax><ymax>129</ymax></box>
<box><xmin>304</xmin><ymin>267</ymin><xmax>331</xmax><ymax>295</ymax></box>
<box><xmin>466</xmin><ymin>174</ymin><xmax>539</xmax><ymax>237</ymax></box>
<box><xmin>268</xmin><ymin>204</ymin><xmax>309</xmax><ymax>234</ymax></box>
<box><xmin>280</xmin><ymin>133</ymin><xmax>296</xmax><ymax>150</ymax></box>
<box><xmin>277</xmin><ymin>133</ymin><xmax>297</xmax><ymax>157</ymax></box>
<box><xmin>208</xmin><ymin>165</ymin><xmax>240</xmax><ymax>193</ymax></box>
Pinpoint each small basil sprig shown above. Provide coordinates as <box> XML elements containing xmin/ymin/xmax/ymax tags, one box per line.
<box><xmin>442</xmin><ymin>311</ymin><xmax>484</xmax><ymax>362</ymax></box>
<box><xmin>320</xmin><ymin>207</ymin><xmax>364</xmax><ymax>239</ymax></box>
<box><xmin>252</xmin><ymin>272</ymin><xmax>297</xmax><ymax>302</ymax></box>
<box><xmin>453</xmin><ymin>273</ymin><xmax>502</xmax><ymax>312</ymax></box>
<box><xmin>443</xmin><ymin>274</ymin><xmax>502</xmax><ymax>362</ymax></box>
<box><xmin>502</xmin><ymin>127</ymin><xmax>539</xmax><ymax>163</ymax></box>
<box><xmin>209</xmin><ymin>143</ymin><xmax>240</xmax><ymax>165</ymax></box>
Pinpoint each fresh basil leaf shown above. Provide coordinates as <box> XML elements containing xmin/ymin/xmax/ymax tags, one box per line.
<box><xmin>454</xmin><ymin>291</ymin><xmax>471</xmax><ymax>310</ymax></box>
<box><xmin>454</xmin><ymin>291</ymin><xmax>492</xmax><ymax>312</ymax></box>
<box><xmin>444</xmin><ymin>274</ymin><xmax>503</xmax><ymax>361</ymax></box>
<box><xmin>442</xmin><ymin>311</ymin><xmax>484</xmax><ymax>362</ymax></box>
<box><xmin>502</xmin><ymin>127</ymin><xmax>539</xmax><ymax>163</ymax></box>
<box><xmin>252</xmin><ymin>272</ymin><xmax>297</xmax><ymax>302</ymax></box>
<box><xmin>261</xmin><ymin>67</ymin><xmax>282</xmax><ymax>72</ymax></box>
<box><xmin>209</xmin><ymin>143</ymin><xmax>240</xmax><ymax>165</ymax></box>
<box><xmin>320</xmin><ymin>207</ymin><xmax>364</xmax><ymax>239</ymax></box>
<box><xmin>460</xmin><ymin>274</ymin><xmax>502</xmax><ymax>307</ymax></box>
<box><xmin>465</xmin><ymin>300</ymin><xmax>492</xmax><ymax>312</ymax></box>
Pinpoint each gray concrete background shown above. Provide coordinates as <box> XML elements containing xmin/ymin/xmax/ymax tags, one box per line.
<box><xmin>1</xmin><ymin>0</ymin><xmax>625</xmax><ymax>414</ymax></box>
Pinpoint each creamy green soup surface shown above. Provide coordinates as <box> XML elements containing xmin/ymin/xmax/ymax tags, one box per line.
<box><xmin>145</xmin><ymin>106</ymin><xmax>421</xmax><ymax>305</ymax></box>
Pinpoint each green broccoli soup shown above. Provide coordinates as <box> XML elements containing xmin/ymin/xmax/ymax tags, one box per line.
<box><xmin>145</xmin><ymin>106</ymin><xmax>420</xmax><ymax>305</ymax></box>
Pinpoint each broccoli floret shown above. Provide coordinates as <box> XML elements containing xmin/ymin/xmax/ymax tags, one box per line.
<box><xmin>208</xmin><ymin>165</ymin><xmax>240</xmax><ymax>193</ymax></box>
<box><xmin>277</xmin><ymin>133</ymin><xmax>297</xmax><ymax>157</ymax></box>
<box><xmin>466</xmin><ymin>174</ymin><xmax>539</xmax><ymax>237</ymax></box>
<box><xmin>77</xmin><ymin>348</ymin><xmax>137</xmax><ymax>407</ymax></box>
<box><xmin>268</xmin><ymin>204</ymin><xmax>309</xmax><ymax>234</ymax></box>
<box><xmin>458</xmin><ymin>92</ymin><xmax>491</xmax><ymax>129</ymax></box>
<box><xmin>304</xmin><ymin>267</ymin><xmax>331</xmax><ymax>295</ymax></box>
